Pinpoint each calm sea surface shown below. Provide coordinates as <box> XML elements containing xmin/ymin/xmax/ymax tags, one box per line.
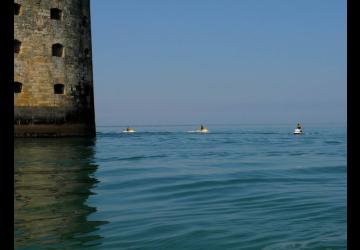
<box><xmin>15</xmin><ymin>124</ymin><xmax>347</xmax><ymax>250</ymax></box>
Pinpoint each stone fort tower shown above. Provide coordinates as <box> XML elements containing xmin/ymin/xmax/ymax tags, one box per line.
<box><xmin>14</xmin><ymin>0</ymin><xmax>95</xmax><ymax>137</ymax></box>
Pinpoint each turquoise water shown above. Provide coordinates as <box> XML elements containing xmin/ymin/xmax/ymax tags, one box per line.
<box><xmin>14</xmin><ymin>124</ymin><xmax>346</xmax><ymax>250</ymax></box>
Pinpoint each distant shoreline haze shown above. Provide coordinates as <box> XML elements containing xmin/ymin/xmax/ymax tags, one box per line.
<box><xmin>95</xmin><ymin>122</ymin><xmax>346</xmax><ymax>128</ymax></box>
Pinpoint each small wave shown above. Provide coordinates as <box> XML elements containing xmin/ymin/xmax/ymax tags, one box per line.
<box><xmin>324</xmin><ymin>141</ymin><xmax>342</xmax><ymax>145</ymax></box>
<box><xmin>96</xmin><ymin>132</ymin><xmax>120</xmax><ymax>137</ymax></box>
<box><xmin>288</xmin><ymin>165</ymin><xmax>346</xmax><ymax>175</ymax></box>
<box><xmin>243</xmin><ymin>132</ymin><xmax>280</xmax><ymax>135</ymax></box>
<box><xmin>262</xmin><ymin>241</ymin><xmax>308</xmax><ymax>250</ymax></box>
<box><xmin>288</xmin><ymin>152</ymin><xmax>307</xmax><ymax>156</ymax></box>
<box><xmin>97</xmin><ymin>154</ymin><xmax>168</xmax><ymax>162</ymax></box>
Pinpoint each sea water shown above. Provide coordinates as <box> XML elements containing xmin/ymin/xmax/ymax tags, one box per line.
<box><xmin>14</xmin><ymin>124</ymin><xmax>346</xmax><ymax>250</ymax></box>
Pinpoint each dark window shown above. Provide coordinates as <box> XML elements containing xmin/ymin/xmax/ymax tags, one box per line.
<box><xmin>52</xmin><ymin>43</ymin><xmax>63</xmax><ymax>57</ymax></box>
<box><xmin>82</xmin><ymin>16</ymin><xmax>88</xmax><ymax>26</ymax></box>
<box><xmin>76</xmin><ymin>84</ymin><xmax>82</xmax><ymax>92</ymax></box>
<box><xmin>14</xmin><ymin>3</ymin><xmax>21</xmax><ymax>15</ymax></box>
<box><xmin>50</xmin><ymin>8</ymin><xmax>62</xmax><ymax>20</ymax></box>
<box><xmin>84</xmin><ymin>48</ymin><xmax>89</xmax><ymax>55</ymax></box>
<box><xmin>54</xmin><ymin>84</ymin><xmax>64</xmax><ymax>94</ymax></box>
<box><xmin>14</xmin><ymin>82</ymin><xmax>22</xmax><ymax>93</ymax></box>
<box><xmin>14</xmin><ymin>39</ymin><xmax>21</xmax><ymax>53</ymax></box>
<box><xmin>84</xmin><ymin>85</ymin><xmax>91</xmax><ymax>96</ymax></box>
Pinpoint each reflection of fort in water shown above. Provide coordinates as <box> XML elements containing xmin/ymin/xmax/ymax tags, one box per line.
<box><xmin>15</xmin><ymin>138</ymin><xmax>107</xmax><ymax>249</ymax></box>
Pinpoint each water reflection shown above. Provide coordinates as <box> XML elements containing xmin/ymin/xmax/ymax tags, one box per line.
<box><xmin>15</xmin><ymin>138</ymin><xmax>107</xmax><ymax>250</ymax></box>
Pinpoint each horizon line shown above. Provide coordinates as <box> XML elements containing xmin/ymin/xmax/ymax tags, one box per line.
<box><xmin>96</xmin><ymin>121</ymin><xmax>346</xmax><ymax>127</ymax></box>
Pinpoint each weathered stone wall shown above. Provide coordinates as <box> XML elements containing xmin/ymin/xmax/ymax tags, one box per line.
<box><xmin>14</xmin><ymin>0</ymin><xmax>95</xmax><ymax>137</ymax></box>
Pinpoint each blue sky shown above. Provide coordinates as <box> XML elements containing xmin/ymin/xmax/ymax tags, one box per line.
<box><xmin>90</xmin><ymin>0</ymin><xmax>346</xmax><ymax>125</ymax></box>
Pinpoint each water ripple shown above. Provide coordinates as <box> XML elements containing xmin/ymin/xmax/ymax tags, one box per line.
<box><xmin>15</xmin><ymin>125</ymin><xmax>346</xmax><ymax>249</ymax></box>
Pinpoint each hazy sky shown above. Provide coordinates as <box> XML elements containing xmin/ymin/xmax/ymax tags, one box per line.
<box><xmin>90</xmin><ymin>0</ymin><xmax>346</xmax><ymax>125</ymax></box>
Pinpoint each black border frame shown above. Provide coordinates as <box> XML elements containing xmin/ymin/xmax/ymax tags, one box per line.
<box><xmin>0</xmin><ymin>0</ymin><xmax>14</xmax><ymax>248</ymax></box>
<box><xmin>2</xmin><ymin>0</ymin><xmax>353</xmax><ymax>249</ymax></box>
